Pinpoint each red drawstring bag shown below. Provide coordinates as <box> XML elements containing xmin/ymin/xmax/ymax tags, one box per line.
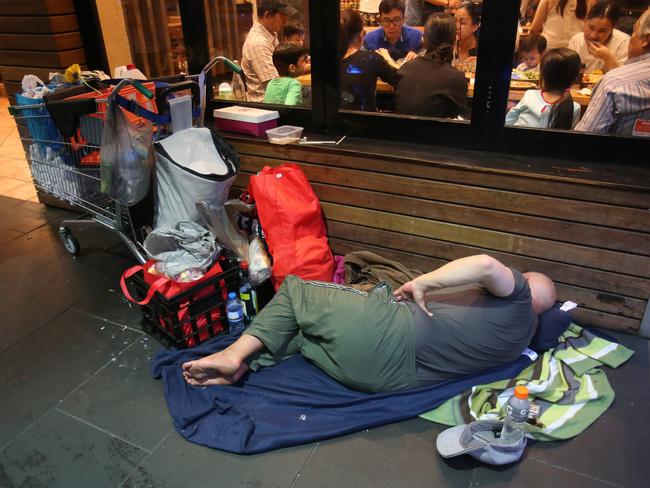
<box><xmin>120</xmin><ymin>260</ymin><xmax>227</xmax><ymax>347</ymax></box>
<box><xmin>248</xmin><ymin>164</ymin><xmax>335</xmax><ymax>290</ymax></box>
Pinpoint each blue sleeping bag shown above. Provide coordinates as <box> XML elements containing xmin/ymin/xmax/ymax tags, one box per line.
<box><xmin>151</xmin><ymin>335</ymin><xmax>535</xmax><ymax>454</ymax></box>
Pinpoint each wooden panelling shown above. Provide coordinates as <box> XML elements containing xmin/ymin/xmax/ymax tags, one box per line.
<box><xmin>0</xmin><ymin>0</ymin><xmax>75</xmax><ymax>16</ymax></box>
<box><xmin>230</xmin><ymin>137</ymin><xmax>650</xmax><ymax>334</ymax></box>
<box><xmin>0</xmin><ymin>32</ymin><xmax>82</xmax><ymax>51</ymax></box>
<box><xmin>0</xmin><ymin>65</ymin><xmax>87</xmax><ymax>82</ymax></box>
<box><xmin>0</xmin><ymin>48</ymin><xmax>85</xmax><ymax>68</ymax></box>
<box><xmin>0</xmin><ymin>15</ymin><xmax>78</xmax><ymax>34</ymax></box>
<box><xmin>231</xmin><ymin>141</ymin><xmax>650</xmax><ymax>209</ymax></box>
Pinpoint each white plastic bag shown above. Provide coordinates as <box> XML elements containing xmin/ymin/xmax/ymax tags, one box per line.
<box><xmin>100</xmin><ymin>93</ymin><xmax>153</xmax><ymax>205</ymax></box>
<box><xmin>249</xmin><ymin>236</ymin><xmax>272</xmax><ymax>286</ymax></box>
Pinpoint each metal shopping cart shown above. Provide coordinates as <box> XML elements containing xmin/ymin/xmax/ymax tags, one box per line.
<box><xmin>9</xmin><ymin>78</ymin><xmax>200</xmax><ymax>263</ymax></box>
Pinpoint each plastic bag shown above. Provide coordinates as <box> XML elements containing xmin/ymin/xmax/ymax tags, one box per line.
<box><xmin>100</xmin><ymin>92</ymin><xmax>153</xmax><ymax>205</ymax></box>
<box><xmin>196</xmin><ymin>199</ymin><xmax>253</xmax><ymax>261</ymax></box>
<box><xmin>143</xmin><ymin>221</ymin><xmax>221</xmax><ymax>279</ymax></box>
<box><xmin>249</xmin><ymin>236</ymin><xmax>272</xmax><ymax>286</ymax></box>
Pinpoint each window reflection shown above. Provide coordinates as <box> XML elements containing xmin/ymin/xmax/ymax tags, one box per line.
<box><xmin>338</xmin><ymin>0</ymin><xmax>480</xmax><ymax>121</ymax></box>
<box><xmin>210</xmin><ymin>0</ymin><xmax>311</xmax><ymax>107</ymax></box>
<box><xmin>509</xmin><ymin>1</ymin><xmax>650</xmax><ymax>138</ymax></box>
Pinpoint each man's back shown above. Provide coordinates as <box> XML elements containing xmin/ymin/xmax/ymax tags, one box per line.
<box><xmin>242</xmin><ymin>22</ymin><xmax>279</xmax><ymax>102</ymax></box>
<box><xmin>412</xmin><ymin>268</ymin><xmax>537</xmax><ymax>384</ymax></box>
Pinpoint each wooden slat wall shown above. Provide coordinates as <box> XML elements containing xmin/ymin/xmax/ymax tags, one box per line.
<box><xmin>229</xmin><ymin>138</ymin><xmax>650</xmax><ymax>335</ymax></box>
<box><xmin>0</xmin><ymin>0</ymin><xmax>85</xmax><ymax>103</ymax></box>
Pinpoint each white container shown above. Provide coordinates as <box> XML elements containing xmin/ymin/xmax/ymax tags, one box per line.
<box><xmin>266</xmin><ymin>125</ymin><xmax>304</xmax><ymax>145</ymax></box>
<box><xmin>213</xmin><ymin>106</ymin><xmax>279</xmax><ymax>137</ymax></box>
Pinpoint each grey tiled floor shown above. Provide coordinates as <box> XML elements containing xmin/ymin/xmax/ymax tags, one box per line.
<box><xmin>1</xmin><ymin>88</ymin><xmax>649</xmax><ymax>487</ymax></box>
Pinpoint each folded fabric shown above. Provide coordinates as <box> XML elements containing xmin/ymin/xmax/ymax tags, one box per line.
<box><xmin>420</xmin><ymin>324</ymin><xmax>633</xmax><ymax>441</ymax></box>
<box><xmin>151</xmin><ymin>336</ymin><xmax>535</xmax><ymax>454</ymax></box>
<box><xmin>344</xmin><ymin>251</ymin><xmax>423</xmax><ymax>292</ymax></box>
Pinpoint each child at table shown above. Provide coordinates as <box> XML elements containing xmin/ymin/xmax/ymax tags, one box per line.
<box><xmin>506</xmin><ymin>47</ymin><xmax>582</xmax><ymax>130</ymax></box>
<box><xmin>264</xmin><ymin>43</ymin><xmax>309</xmax><ymax>106</ymax></box>
<box><xmin>516</xmin><ymin>34</ymin><xmax>547</xmax><ymax>72</ymax></box>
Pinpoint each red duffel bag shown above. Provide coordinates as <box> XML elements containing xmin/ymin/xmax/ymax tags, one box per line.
<box><xmin>248</xmin><ymin>164</ymin><xmax>335</xmax><ymax>290</ymax></box>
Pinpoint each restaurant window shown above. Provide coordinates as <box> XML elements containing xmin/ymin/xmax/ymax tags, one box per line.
<box><xmin>337</xmin><ymin>0</ymin><xmax>484</xmax><ymax>123</ymax></box>
<box><xmin>505</xmin><ymin>0</ymin><xmax>650</xmax><ymax>139</ymax></box>
<box><xmin>208</xmin><ymin>0</ymin><xmax>312</xmax><ymax>109</ymax></box>
<box><xmin>120</xmin><ymin>0</ymin><xmax>188</xmax><ymax>78</ymax></box>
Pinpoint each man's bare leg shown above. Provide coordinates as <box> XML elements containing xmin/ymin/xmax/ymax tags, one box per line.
<box><xmin>182</xmin><ymin>334</ymin><xmax>265</xmax><ymax>386</ymax></box>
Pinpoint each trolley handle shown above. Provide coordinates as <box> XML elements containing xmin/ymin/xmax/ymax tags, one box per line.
<box><xmin>155</xmin><ymin>81</ymin><xmax>200</xmax><ymax>115</ymax></box>
<box><xmin>201</xmin><ymin>56</ymin><xmax>243</xmax><ymax>75</ymax></box>
<box><xmin>112</xmin><ymin>78</ymin><xmax>154</xmax><ymax>100</ymax></box>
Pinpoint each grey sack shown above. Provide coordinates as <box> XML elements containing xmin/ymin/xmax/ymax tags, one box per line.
<box><xmin>153</xmin><ymin>127</ymin><xmax>239</xmax><ymax>228</ymax></box>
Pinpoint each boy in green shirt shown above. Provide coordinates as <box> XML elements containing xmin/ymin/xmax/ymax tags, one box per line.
<box><xmin>264</xmin><ymin>43</ymin><xmax>309</xmax><ymax>106</ymax></box>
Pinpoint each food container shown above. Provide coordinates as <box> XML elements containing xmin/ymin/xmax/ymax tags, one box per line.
<box><xmin>265</xmin><ymin>125</ymin><xmax>304</xmax><ymax>145</ymax></box>
<box><xmin>213</xmin><ymin>106</ymin><xmax>279</xmax><ymax>137</ymax></box>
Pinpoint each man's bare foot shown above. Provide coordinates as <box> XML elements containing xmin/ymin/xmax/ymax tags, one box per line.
<box><xmin>181</xmin><ymin>351</ymin><xmax>248</xmax><ymax>386</ymax></box>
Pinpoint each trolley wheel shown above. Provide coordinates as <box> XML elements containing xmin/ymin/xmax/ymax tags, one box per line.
<box><xmin>59</xmin><ymin>229</ymin><xmax>80</xmax><ymax>256</ymax></box>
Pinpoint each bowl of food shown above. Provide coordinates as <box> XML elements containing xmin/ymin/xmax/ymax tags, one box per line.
<box><xmin>266</xmin><ymin>125</ymin><xmax>304</xmax><ymax>145</ymax></box>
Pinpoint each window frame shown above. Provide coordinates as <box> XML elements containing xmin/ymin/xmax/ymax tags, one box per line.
<box><xmin>191</xmin><ymin>0</ymin><xmax>649</xmax><ymax>165</ymax></box>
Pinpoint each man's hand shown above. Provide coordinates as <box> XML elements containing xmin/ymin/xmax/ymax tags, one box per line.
<box><xmin>404</xmin><ymin>51</ymin><xmax>419</xmax><ymax>62</ymax></box>
<box><xmin>394</xmin><ymin>280</ymin><xmax>432</xmax><ymax>316</ymax></box>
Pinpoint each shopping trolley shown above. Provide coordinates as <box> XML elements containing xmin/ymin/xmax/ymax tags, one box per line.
<box><xmin>9</xmin><ymin>78</ymin><xmax>200</xmax><ymax>263</ymax></box>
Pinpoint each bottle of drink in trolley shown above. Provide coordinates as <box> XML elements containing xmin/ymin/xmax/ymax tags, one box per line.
<box><xmin>226</xmin><ymin>292</ymin><xmax>245</xmax><ymax>336</ymax></box>
<box><xmin>231</xmin><ymin>60</ymin><xmax>246</xmax><ymax>101</ymax></box>
<box><xmin>500</xmin><ymin>385</ymin><xmax>530</xmax><ymax>443</ymax></box>
<box><xmin>238</xmin><ymin>261</ymin><xmax>258</xmax><ymax>324</ymax></box>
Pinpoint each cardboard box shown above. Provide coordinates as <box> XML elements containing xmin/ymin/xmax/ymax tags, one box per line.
<box><xmin>213</xmin><ymin>106</ymin><xmax>279</xmax><ymax>137</ymax></box>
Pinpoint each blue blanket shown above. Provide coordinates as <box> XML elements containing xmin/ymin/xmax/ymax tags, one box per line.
<box><xmin>151</xmin><ymin>335</ymin><xmax>534</xmax><ymax>454</ymax></box>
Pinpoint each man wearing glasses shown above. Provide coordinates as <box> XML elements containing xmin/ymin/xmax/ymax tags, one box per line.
<box><xmin>364</xmin><ymin>0</ymin><xmax>423</xmax><ymax>61</ymax></box>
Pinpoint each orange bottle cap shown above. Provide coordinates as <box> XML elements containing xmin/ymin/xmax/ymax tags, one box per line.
<box><xmin>514</xmin><ymin>385</ymin><xmax>528</xmax><ymax>399</ymax></box>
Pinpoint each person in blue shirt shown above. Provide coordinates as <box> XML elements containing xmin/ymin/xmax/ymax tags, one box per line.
<box><xmin>364</xmin><ymin>0</ymin><xmax>423</xmax><ymax>62</ymax></box>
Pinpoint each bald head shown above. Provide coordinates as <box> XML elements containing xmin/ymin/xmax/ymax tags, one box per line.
<box><xmin>523</xmin><ymin>272</ymin><xmax>556</xmax><ymax>315</ymax></box>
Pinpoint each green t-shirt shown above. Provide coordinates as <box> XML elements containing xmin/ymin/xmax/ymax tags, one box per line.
<box><xmin>263</xmin><ymin>77</ymin><xmax>303</xmax><ymax>106</ymax></box>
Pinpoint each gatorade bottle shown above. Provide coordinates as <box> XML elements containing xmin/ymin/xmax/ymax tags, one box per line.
<box><xmin>500</xmin><ymin>385</ymin><xmax>530</xmax><ymax>443</ymax></box>
<box><xmin>239</xmin><ymin>261</ymin><xmax>258</xmax><ymax>324</ymax></box>
<box><xmin>226</xmin><ymin>292</ymin><xmax>245</xmax><ymax>336</ymax></box>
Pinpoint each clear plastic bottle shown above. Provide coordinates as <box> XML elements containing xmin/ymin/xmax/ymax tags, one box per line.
<box><xmin>231</xmin><ymin>61</ymin><xmax>246</xmax><ymax>101</ymax></box>
<box><xmin>238</xmin><ymin>261</ymin><xmax>258</xmax><ymax>325</ymax></box>
<box><xmin>500</xmin><ymin>385</ymin><xmax>530</xmax><ymax>443</ymax></box>
<box><xmin>226</xmin><ymin>292</ymin><xmax>245</xmax><ymax>336</ymax></box>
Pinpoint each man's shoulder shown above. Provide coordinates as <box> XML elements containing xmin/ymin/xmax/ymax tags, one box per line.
<box><xmin>403</xmin><ymin>25</ymin><xmax>422</xmax><ymax>40</ymax></box>
<box><xmin>600</xmin><ymin>55</ymin><xmax>650</xmax><ymax>89</ymax></box>
<box><xmin>365</xmin><ymin>28</ymin><xmax>384</xmax><ymax>45</ymax></box>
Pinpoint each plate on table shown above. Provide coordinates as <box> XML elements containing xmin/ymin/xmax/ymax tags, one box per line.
<box><xmin>510</xmin><ymin>80</ymin><xmax>536</xmax><ymax>89</ymax></box>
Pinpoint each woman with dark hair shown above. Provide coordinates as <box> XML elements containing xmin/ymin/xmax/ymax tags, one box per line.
<box><xmin>530</xmin><ymin>0</ymin><xmax>589</xmax><ymax>49</ymax></box>
<box><xmin>505</xmin><ymin>47</ymin><xmax>582</xmax><ymax>129</ymax></box>
<box><xmin>568</xmin><ymin>0</ymin><xmax>630</xmax><ymax>72</ymax></box>
<box><xmin>454</xmin><ymin>0</ymin><xmax>481</xmax><ymax>63</ymax></box>
<box><xmin>395</xmin><ymin>12</ymin><xmax>470</xmax><ymax>118</ymax></box>
<box><xmin>340</xmin><ymin>9</ymin><xmax>398</xmax><ymax>112</ymax></box>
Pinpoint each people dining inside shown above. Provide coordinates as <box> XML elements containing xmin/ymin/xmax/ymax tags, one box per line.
<box><xmin>454</xmin><ymin>1</ymin><xmax>482</xmax><ymax>63</ymax></box>
<box><xmin>516</xmin><ymin>34</ymin><xmax>548</xmax><ymax>72</ymax></box>
<box><xmin>568</xmin><ymin>1</ymin><xmax>630</xmax><ymax>73</ymax></box>
<box><xmin>282</xmin><ymin>19</ymin><xmax>306</xmax><ymax>45</ymax></box>
<box><xmin>506</xmin><ymin>47</ymin><xmax>582</xmax><ymax>129</ymax></box>
<box><xmin>340</xmin><ymin>9</ymin><xmax>398</xmax><ymax>111</ymax></box>
<box><xmin>575</xmin><ymin>7</ymin><xmax>650</xmax><ymax>136</ymax></box>
<box><xmin>264</xmin><ymin>43</ymin><xmax>310</xmax><ymax>106</ymax></box>
<box><xmin>363</xmin><ymin>0</ymin><xmax>423</xmax><ymax>62</ymax></box>
<box><xmin>394</xmin><ymin>12</ymin><xmax>470</xmax><ymax>119</ymax></box>
<box><xmin>530</xmin><ymin>0</ymin><xmax>589</xmax><ymax>50</ymax></box>
<box><xmin>241</xmin><ymin>1</ymin><xmax>297</xmax><ymax>102</ymax></box>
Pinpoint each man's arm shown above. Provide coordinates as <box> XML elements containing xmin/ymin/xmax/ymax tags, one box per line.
<box><xmin>574</xmin><ymin>79</ymin><xmax>615</xmax><ymax>134</ymax></box>
<box><xmin>393</xmin><ymin>255</ymin><xmax>515</xmax><ymax>314</ymax></box>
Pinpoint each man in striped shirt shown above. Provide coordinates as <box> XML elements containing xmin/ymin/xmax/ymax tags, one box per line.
<box><xmin>242</xmin><ymin>1</ymin><xmax>297</xmax><ymax>102</ymax></box>
<box><xmin>575</xmin><ymin>8</ymin><xmax>650</xmax><ymax>136</ymax></box>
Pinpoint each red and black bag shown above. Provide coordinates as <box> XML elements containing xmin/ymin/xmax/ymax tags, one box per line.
<box><xmin>120</xmin><ymin>258</ymin><xmax>236</xmax><ymax>347</ymax></box>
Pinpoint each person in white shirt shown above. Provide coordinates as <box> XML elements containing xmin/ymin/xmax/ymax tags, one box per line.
<box><xmin>530</xmin><ymin>0</ymin><xmax>588</xmax><ymax>50</ymax></box>
<box><xmin>575</xmin><ymin>8</ymin><xmax>650</xmax><ymax>136</ymax></box>
<box><xmin>568</xmin><ymin>1</ymin><xmax>629</xmax><ymax>73</ymax></box>
<box><xmin>241</xmin><ymin>1</ymin><xmax>297</xmax><ymax>102</ymax></box>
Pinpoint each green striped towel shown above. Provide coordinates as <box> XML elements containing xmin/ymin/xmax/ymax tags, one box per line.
<box><xmin>420</xmin><ymin>324</ymin><xmax>634</xmax><ymax>440</ymax></box>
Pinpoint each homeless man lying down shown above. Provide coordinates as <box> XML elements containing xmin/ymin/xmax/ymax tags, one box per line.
<box><xmin>183</xmin><ymin>254</ymin><xmax>556</xmax><ymax>393</ymax></box>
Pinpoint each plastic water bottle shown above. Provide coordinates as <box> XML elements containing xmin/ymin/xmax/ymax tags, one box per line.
<box><xmin>238</xmin><ymin>261</ymin><xmax>258</xmax><ymax>325</ymax></box>
<box><xmin>500</xmin><ymin>385</ymin><xmax>530</xmax><ymax>443</ymax></box>
<box><xmin>226</xmin><ymin>292</ymin><xmax>245</xmax><ymax>336</ymax></box>
<box><xmin>231</xmin><ymin>61</ymin><xmax>246</xmax><ymax>101</ymax></box>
